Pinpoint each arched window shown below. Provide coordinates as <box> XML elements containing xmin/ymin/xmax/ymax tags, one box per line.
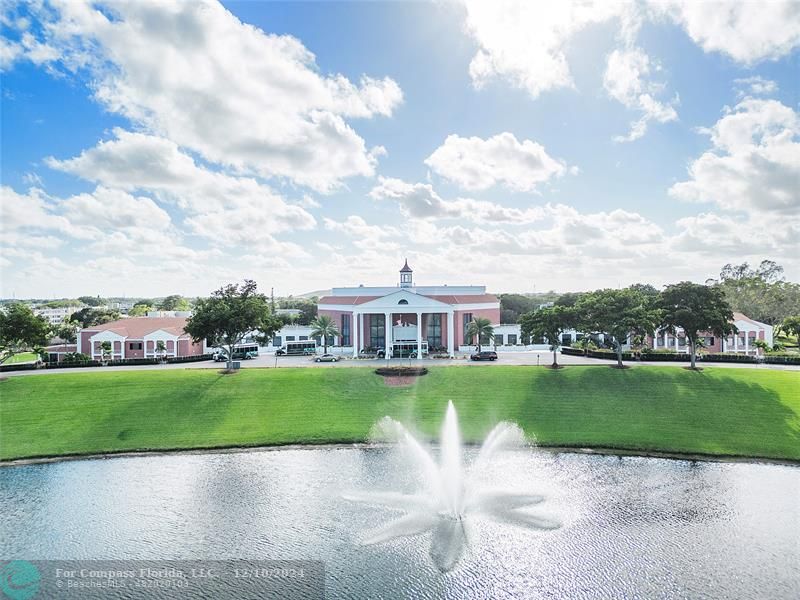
<box><xmin>398</xmin><ymin>299</ymin><xmax>409</xmax><ymax>305</ymax></box>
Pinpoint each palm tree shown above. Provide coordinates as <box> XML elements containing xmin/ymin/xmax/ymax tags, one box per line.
<box><xmin>156</xmin><ymin>340</ymin><xmax>167</xmax><ymax>361</ymax></box>
<box><xmin>466</xmin><ymin>317</ymin><xmax>494</xmax><ymax>352</ymax></box>
<box><xmin>310</xmin><ymin>315</ymin><xmax>340</xmax><ymax>354</ymax></box>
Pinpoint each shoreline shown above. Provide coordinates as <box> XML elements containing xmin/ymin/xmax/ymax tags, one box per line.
<box><xmin>2</xmin><ymin>441</ymin><xmax>798</xmax><ymax>468</ymax></box>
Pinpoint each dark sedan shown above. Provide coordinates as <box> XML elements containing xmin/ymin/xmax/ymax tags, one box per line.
<box><xmin>470</xmin><ymin>351</ymin><xmax>498</xmax><ymax>361</ymax></box>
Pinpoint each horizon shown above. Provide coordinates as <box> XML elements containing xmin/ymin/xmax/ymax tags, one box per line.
<box><xmin>2</xmin><ymin>1</ymin><xmax>798</xmax><ymax>298</ymax></box>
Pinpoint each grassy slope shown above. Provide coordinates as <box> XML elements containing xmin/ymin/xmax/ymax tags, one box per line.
<box><xmin>1</xmin><ymin>366</ymin><xmax>798</xmax><ymax>461</ymax></box>
<box><xmin>1</xmin><ymin>352</ymin><xmax>38</xmax><ymax>365</ymax></box>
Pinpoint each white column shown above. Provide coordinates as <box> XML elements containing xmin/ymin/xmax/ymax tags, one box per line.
<box><xmin>416</xmin><ymin>311</ymin><xmax>422</xmax><ymax>360</ymax></box>
<box><xmin>674</xmin><ymin>333</ymin><xmax>679</xmax><ymax>351</ymax></box>
<box><xmin>360</xmin><ymin>313</ymin><xmax>365</xmax><ymax>351</ymax></box>
<box><xmin>447</xmin><ymin>311</ymin><xmax>455</xmax><ymax>358</ymax></box>
<box><xmin>734</xmin><ymin>333</ymin><xmax>739</xmax><ymax>352</ymax></box>
<box><xmin>352</xmin><ymin>311</ymin><xmax>359</xmax><ymax>357</ymax></box>
<box><xmin>384</xmin><ymin>312</ymin><xmax>391</xmax><ymax>359</ymax></box>
<box><xmin>745</xmin><ymin>331</ymin><xmax>750</xmax><ymax>354</ymax></box>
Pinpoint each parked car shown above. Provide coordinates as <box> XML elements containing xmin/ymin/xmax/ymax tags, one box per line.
<box><xmin>314</xmin><ymin>353</ymin><xmax>339</xmax><ymax>362</ymax></box>
<box><xmin>470</xmin><ymin>350</ymin><xmax>498</xmax><ymax>361</ymax></box>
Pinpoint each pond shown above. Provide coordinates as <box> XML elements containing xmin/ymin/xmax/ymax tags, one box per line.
<box><xmin>1</xmin><ymin>448</ymin><xmax>798</xmax><ymax>598</ymax></box>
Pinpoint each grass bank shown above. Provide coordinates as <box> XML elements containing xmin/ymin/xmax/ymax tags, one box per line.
<box><xmin>1</xmin><ymin>366</ymin><xmax>798</xmax><ymax>462</ymax></box>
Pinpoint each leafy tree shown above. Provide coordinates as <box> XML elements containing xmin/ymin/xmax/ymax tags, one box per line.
<box><xmin>659</xmin><ymin>282</ymin><xmax>735</xmax><ymax>369</ymax></box>
<box><xmin>54</xmin><ymin>319</ymin><xmax>79</xmax><ymax>354</ymax></box>
<box><xmin>498</xmin><ymin>294</ymin><xmax>538</xmax><ymax>323</ymax></box>
<box><xmin>128</xmin><ymin>304</ymin><xmax>152</xmax><ymax>317</ymax></box>
<box><xmin>554</xmin><ymin>292</ymin><xmax>584</xmax><ymax>308</ymax></box>
<box><xmin>752</xmin><ymin>339</ymin><xmax>770</xmax><ymax>354</ymax></box>
<box><xmin>100</xmin><ymin>341</ymin><xmax>112</xmax><ymax>363</ymax></box>
<box><xmin>310</xmin><ymin>315</ymin><xmax>340</xmax><ymax>353</ymax></box>
<box><xmin>778</xmin><ymin>315</ymin><xmax>800</xmax><ymax>343</ymax></box>
<box><xmin>157</xmin><ymin>295</ymin><xmax>191</xmax><ymax>311</ymax></box>
<box><xmin>465</xmin><ymin>317</ymin><xmax>495</xmax><ymax>352</ymax></box>
<box><xmin>0</xmin><ymin>303</ymin><xmax>52</xmax><ymax>364</ymax></box>
<box><xmin>278</xmin><ymin>297</ymin><xmax>318</xmax><ymax>325</ymax></box>
<box><xmin>41</xmin><ymin>299</ymin><xmax>81</xmax><ymax>309</ymax></box>
<box><xmin>77</xmin><ymin>295</ymin><xmax>105</xmax><ymax>307</ymax></box>
<box><xmin>156</xmin><ymin>340</ymin><xmax>167</xmax><ymax>360</ymax></box>
<box><xmin>519</xmin><ymin>306</ymin><xmax>575</xmax><ymax>367</ymax></box>
<box><xmin>710</xmin><ymin>260</ymin><xmax>800</xmax><ymax>326</ymax></box>
<box><xmin>185</xmin><ymin>280</ymin><xmax>281</xmax><ymax>371</ymax></box>
<box><xmin>71</xmin><ymin>307</ymin><xmax>121</xmax><ymax>328</ymax></box>
<box><xmin>576</xmin><ymin>288</ymin><xmax>661</xmax><ymax>368</ymax></box>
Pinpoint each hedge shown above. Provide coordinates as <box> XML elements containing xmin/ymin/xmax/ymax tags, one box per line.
<box><xmin>0</xmin><ymin>354</ymin><xmax>214</xmax><ymax>372</ymax></box>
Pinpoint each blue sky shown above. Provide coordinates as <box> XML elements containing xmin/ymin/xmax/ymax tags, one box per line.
<box><xmin>1</xmin><ymin>1</ymin><xmax>798</xmax><ymax>298</ymax></box>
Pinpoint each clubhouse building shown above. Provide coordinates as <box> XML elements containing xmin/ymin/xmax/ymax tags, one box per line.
<box><xmin>317</xmin><ymin>261</ymin><xmax>500</xmax><ymax>358</ymax></box>
<box><xmin>78</xmin><ymin>317</ymin><xmax>207</xmax><ymax>361</ymax></box>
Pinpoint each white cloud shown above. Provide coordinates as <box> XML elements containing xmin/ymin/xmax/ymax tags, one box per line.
<box><xmin>424</xmin><ymin>133</ymin><xmax>569</xmax><ymax>192</ymax></box>
<box><xmin>46</xmin><ymin>129</ymin><xmax>317</xmax><ymax>238</ymax></box>
<box><xmin>369</xmin><ymin>177</ymin><xmax>547</xmax><ymax>223</ymax></box>
<box><xmin>461</xmin><ymin>0</ymin><xmax>637</xmax><ymax>98</ymax></box>
<box><xmin>603</xmin><ymin>48</ymin><xmax>678</xmax><ymax>142</ymax></box>
<box><xmin>653</xmin><ymin>0</ymin><xmax>800</xmax><ymax>65</ymax></box>
<box><xmin>733</xmin><ymin>76</ymin><xmax>778</xmax><ymax>98</ymax></box>
<box><xmin>669</xmin><ymin>98</ymin><xmax>800</xmax><ymax>215</ymax></box>
<box><xmin>12</xmin><ymin>0</ymin><xmax>402</xmax><ymax>192</ymax></box>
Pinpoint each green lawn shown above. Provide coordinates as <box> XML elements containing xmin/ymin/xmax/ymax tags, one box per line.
<box><xmin>1</xmin><ymin>352</ymin><xmax>38</xmax><ymax>365</ymax></box>
<box><xmin>1</xmin><ymin>366</ymin><xmax>798</xmax><ymax>461</ymax></box>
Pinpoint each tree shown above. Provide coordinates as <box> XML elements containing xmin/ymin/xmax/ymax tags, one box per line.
<box><xmin>185</xmin><ymin>280</ymin><xmax>281</xmax><ymax>371</ymax></box>
<box><xmin>278</xmin><ymin>297</ymin><xmax>318</xmax><ymax>325</ymax></box>
<box><xmin>72</xmin><ymin>307</ymin><xmax>121</xmax><ymax>328</ymax></box>
<box><xmin>465</xmin><ymin>317</ymin><xmax>494</xmax><ymax>352</ymax></box>
<box><xmin>659</xmin><ymin>282</ymin><xmax>736</xmax><ymax>369</ymax></box>
<box><xmin>711</xmin><ymin>260</ymin><xmax>800</xmax><ymax>326</ymax></box>
<box><xmin>519</xmin><ymin>306</ymin><xmax>575</xmax><ymax>367</ymax></box>
<box><xmin>778</xmin><ymin>315</ymin><xmax>800</xmax><ymax>343</ymax></box>
<box><xmin>100</xmin><ymin>341</ymin><xmax>112</xmax><ymax>363</ymax></box>
<box><xmin>310</xmin><ymin>315</ymin><xmax>339</xmax><ymax>353</ymax></box>
<box><xmin>77</xmin><ymin>295</ymin><xmax>105</xmax><ymax>307</ymax></box>
<box><xmin>576</xmin><ymin>288</ymin><xmax>661</xmax><ymax>368</ymax></box>
<box><xmin>0</xmin><ymin>303</ymin><xmax>51</xmax><ymax>364</ymax></box>
<box><xmin>498</xmin><ymin>294</ymin><xmax>538</xmax><ymax>323</ymax></box>
<box><xmin>54</xmin><ymin>319</ymin><xmax>78</xmax><ymax>354</ymax></box>
<box><xmin>128</xmin><ymin>303</ymin><xmax>152</xmax><ymax>317</ymax></box>
<box><xmin>155</xmin><ymin>340</ymin><xmax>167</xmax><ymax>361</ymax></box>
<box><xmin>158</xmin><ymin>295</ymin><xmax>191</xmax><ymax>311</ymax></box>
<box><xmin>554</xmin><ymin>292</ymin><xmax>584</xmax><ymax>308</ymax></box>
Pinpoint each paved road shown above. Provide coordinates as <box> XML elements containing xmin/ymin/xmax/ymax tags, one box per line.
<box><xmin>2</xmin><ymin>351</ymin><xmax>798</xmax><ymax>377</ymax></box>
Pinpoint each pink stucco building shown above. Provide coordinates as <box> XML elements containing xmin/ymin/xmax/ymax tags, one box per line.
<box><xmin>78</xmin><ymin>317</ymin><xmax>206</xmax><ymax>360</ymax></box>
<box><xmin>317</xmin><ymin>261</ymin><xmax>500</xmax><ymax>358</ymax></box>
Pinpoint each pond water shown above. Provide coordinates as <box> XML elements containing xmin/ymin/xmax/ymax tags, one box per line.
<box><xmin>1</xmin><ymin>448</ymin><xmax>798</xmax><ymax>598</ymax></box>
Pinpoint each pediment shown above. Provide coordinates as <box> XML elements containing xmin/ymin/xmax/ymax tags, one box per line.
<box><xmin>357</xmin><ymin>290</ymin><xmax>450</xmax><ymax>309</ymax></box>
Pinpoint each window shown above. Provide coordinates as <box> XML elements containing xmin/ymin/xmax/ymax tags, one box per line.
<box><xmin>341</xmin><ymin>314</ymin><xmax>351</xmax><ymax>346</ymax></box>
<box><xmin>426</xmin><ymin>314</ymin><xmax>441</xmax><ymax>348</ymax></box>
<box><xmin>272</xmin><ymin>336</ymin><xmax>282</xmax><ymax>347</ymax></box>
<box><xmin>299</xmin><ymin>336</ymin><xmax>308</xmax><ymax>341</ymax></box>
<box><xmin>561</xmin><ymin>333</ymin><xmax>572</xmax><ymax>346</ymax></box>
<box><xmin>370</xmin><ymin>314</ymin><xmax>385</xmax><ymax>349</ymax></box>
<box><xmin>657</xmin><ymin>336</ymin><xmax>665</xmax><ymax>347</ymax></box>
<box><xmin>494</xmin><ymin>334</ymin><xmax>503</xmax><ymax>345</ymax></box>
<box><xmin>462</xmin><ymin>313</ymin><xmax>473</xmax><ymax>344</ymax></box>
<box><xmin>398</xmin><ymin>299</ymin><xmax>409</xmax><ymax>305</ymax></box>
<box><xmin>508</xmin><ymin>334</ymin><xmax>517</xmax><ymax>345</ymax></box>
<box><xmin>128</xmin><ymin>342</ymin><xmax>142</xmax><ymax>350</ymax></box>
<box><xmin>286</xmin><ymin>336</ymin><xmax>295</xmax><ymax>342</ymax></box>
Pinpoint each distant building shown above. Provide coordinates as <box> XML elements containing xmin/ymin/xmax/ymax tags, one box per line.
<box><xmin>78</xmin><ymin>317</ymin><xmax>207</xmax><ymax>360</ymax></box>
<box><xmin>317</xmin><ymin>260</ymin><xmax>500</xmax><ymax>358</ymax></box>
<box><xmin>33</xmin><ymin>305</ymin><xmax>82</xmax><ymax>325</ymax></box>
<box><xmin>645</xmin><ymin>312</ymin><xmax>773</xmax><ymax>355</ymax></box>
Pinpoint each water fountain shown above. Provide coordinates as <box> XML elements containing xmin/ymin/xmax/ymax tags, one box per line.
<box><xmin>345</xmin><ymin>401</ymin><xmax>560</xmax><ymax>571</ymax></box>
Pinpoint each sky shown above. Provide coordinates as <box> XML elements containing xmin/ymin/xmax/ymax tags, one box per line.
<box><xmin>1</xmin><ymin>0</ymin><xmax>798</xmax><ymax>299</ymax></box>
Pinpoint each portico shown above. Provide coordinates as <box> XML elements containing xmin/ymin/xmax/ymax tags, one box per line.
<box><xmin>349</xmin><ymin>290</ymin><xmax>455</xmax><ymax>359</ymax></box>
<box><xmin>316</xmin><ymin>260</ymin><xmax>501</xmax><ymax>359</ymax></box>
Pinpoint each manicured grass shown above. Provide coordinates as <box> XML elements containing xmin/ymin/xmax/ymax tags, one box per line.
<box><xmin>1</xmin><ymin>366</ymin><xmax>798</xmax><ymax>461</ymax></box>
<box><xmin>1</xmin><ymin>352</ymin><xmax>38</xmax><ymax>365</ymax></box>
